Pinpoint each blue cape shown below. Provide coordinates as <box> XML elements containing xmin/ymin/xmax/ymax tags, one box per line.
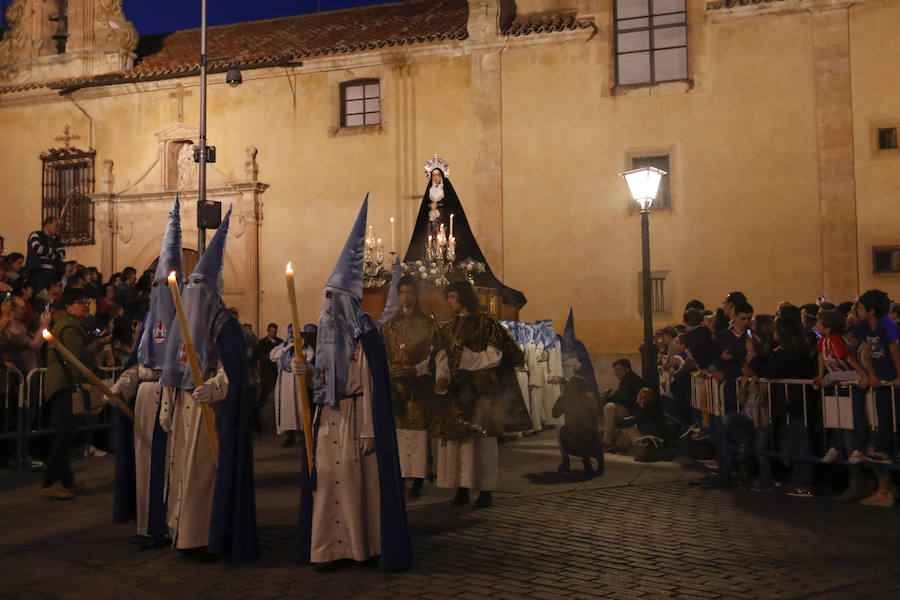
<box><xmin>297</xmin><ymin>328</ymin><xmax>412</xmax><ymax>571</ymax></box>
<box><xmin>112</xmin><ymin>321</ymin><xmax>170</xmax><ymax>539</ymax></box>
<box><xmin>207</xmin><ymin>316</ymin><xmax>258</xmax><ymax>562</ymax></box>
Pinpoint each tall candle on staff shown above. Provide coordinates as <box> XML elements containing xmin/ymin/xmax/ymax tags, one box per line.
<box><xmin>285</xmin><ymin>262</ymin><xmax>315</xmax><ymax>472</ymax></box>
<box><xmin>390</xmin><ymin>217</ymin><xmax>395</xmax><ymax>254</ymax></box>
<box><xmin>450</xmin><ymin>213</ymin><xmax>454</xmax><ymax>239</ymax></box>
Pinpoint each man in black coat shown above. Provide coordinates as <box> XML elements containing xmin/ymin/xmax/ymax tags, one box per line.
<box><xmin>255</xmin><ymin>322</ymin><xmax>283</xmax><ymax>430</ymax></box>
<box><xmin>602</xmin><ymin>358</ymin><xmax>644</xmax><ymax>448</ymax></box>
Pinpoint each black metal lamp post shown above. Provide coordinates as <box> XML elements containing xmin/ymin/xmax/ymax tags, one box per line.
<box><xmin>620</xmin><ymin>166</ymin><xmax>667</xmax><ymax>391</ymax></box>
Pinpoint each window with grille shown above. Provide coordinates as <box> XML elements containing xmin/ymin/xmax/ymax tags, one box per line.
<box><xmin>638</xmin><ymin>271</ymin><xmax>669</xmax><ymax>315</ymax></box>
<box><xmin>615</xmin><ymin>0</ymin><xmax>688</xmax><ymax>85</ymax></box>
<box><xmin>629</xmin><ymin>154</ymin><xmax>671</xmax><ymax>210</ymax></box>
<box><xmin>340</xmin><ymin>79</ymin><xmax>381</xmax><ymax>127</ymax></box>
<box><xmin>40</xmin><ymin>147</ymin><xmax>95</xmax><ymax>246</ymax></box>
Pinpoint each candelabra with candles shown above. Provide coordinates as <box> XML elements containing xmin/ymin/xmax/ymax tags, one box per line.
<box><xmin>425</xmin><ymin>222</ymin><xmax>456</xmax><ymax>286</ymax></box>
<box><xmin>363</xmin><ymin>224</ymin><xmax>385</xmax><ymax>284</ymax></box>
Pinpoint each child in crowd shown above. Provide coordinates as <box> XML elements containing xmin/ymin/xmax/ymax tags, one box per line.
<box><xmin>813</xmin><ymin>310</ymin><xmax>867</xmax><ymax>467</ymax></box>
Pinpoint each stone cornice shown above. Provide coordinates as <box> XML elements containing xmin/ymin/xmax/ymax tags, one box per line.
<box><xmin>706</xmin><ymin>0</ymin><xmax>870</xmax><ymax>22</ymax></box>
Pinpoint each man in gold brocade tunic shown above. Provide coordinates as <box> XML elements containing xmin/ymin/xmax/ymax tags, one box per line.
<box><xmin>434</xmin><ymin>281</ymin><xmax>530</xmax><ymax>509</ymax></box>
<box><xmin>381</xmin><ymin>275</ymin><xmax>448</xmax><ymax>498</ymax></box>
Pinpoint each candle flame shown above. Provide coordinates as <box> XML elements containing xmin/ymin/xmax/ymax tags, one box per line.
<box><xmin>42</xmin><ymin>329</ymin><xmax>51</xmax><ymax>340</ymax></box>
<box><xmin>167</xmin><ymin>271</ymin><xmax>177</xmax><ymax>283</ymax></box>
<box><xmin>390</xmin><ymin>217</ymin><xmax>394</xmax><ymax>223</ymax></box>
<box><xmin>286</xmin><ymin>261</ymin><xmax>293</xmax><ymax>274</ymax></box>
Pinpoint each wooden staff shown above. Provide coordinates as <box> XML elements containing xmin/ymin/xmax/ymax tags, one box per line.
<box><xmin>42</xmin><ymin>329</ymin><xmax>134</xmax><ymax>421</ymax></box>
<box><xmin>286</xmin><ymin>262</ymin><xmax>315</xmax><ymax>472</ymax></box>
<box><xmin>167</xmin><ymin>272</ymin><xmax>219</xmax><ymax>463</ymax></box>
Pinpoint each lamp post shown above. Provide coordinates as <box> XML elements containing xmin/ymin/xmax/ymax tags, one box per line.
<box><xmin>620</xmin><ymin>166</ymin><xmax>666</xmax><ymax>391</ymax></box>
<box><xmin>196</xmin><ymin>0</ymin><xmax>242</xmax><ymax>253</ymax></box>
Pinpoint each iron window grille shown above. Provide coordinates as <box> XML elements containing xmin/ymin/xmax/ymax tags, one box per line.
<box><xmin>615</xmin><ymin>0</ymin><xmax>688</xmax><ymax>85</ymax></box>
<box><xmin>40</xmin><ymin>147</ymin><xmax>95</xmax><ymax>246</ymax></box>
<box><xmin>638</xmin><ymin>271</ymin><xmax>669</xmax><ymax>315</ymax></box>
<box><xmin>629</xmin><ymin>155</ymin><xmax>671</xmax><ymax>210</ymax></box>
<box><xmin>340</xmin><ymin>79</ymin><xmax>381</xmax><ymax>127</ymax></box>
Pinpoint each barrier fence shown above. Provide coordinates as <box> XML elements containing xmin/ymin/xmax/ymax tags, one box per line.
<box><xmin>0</xmin><ymin>366</ymin><xmax>121</xmax><ymax>469</ymax></box>
<box><xmin>668</xmin><ymin>372</ymin><xmax>900</xmax><ymax>487</ymax></box>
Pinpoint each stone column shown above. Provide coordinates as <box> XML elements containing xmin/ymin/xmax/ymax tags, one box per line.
<box><xmin>466</xmin><ymin>0</ymin><xmax>512</xmax><ymax>277</ymax></box>
<box><xmin>470</xmin><ymin>51</ymin><xmax>504</xmax><ymax>277</ymax></box>
<box><xmin>811</xmin><ymin>5</ymin><xmax>858</xmax><ymax>300</ymax></box>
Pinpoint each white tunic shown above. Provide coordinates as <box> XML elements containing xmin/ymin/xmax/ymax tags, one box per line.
<box><xmin>270</xmin><ymin>342</ymin><xmax>300</xmax><ymax>434</ymax></box>
<box><xmin>114</xmin><ymin>365</ymin><xmax>164</xmax><ymax>537</ymax></box>
<box><xmin>434</xmin><ymin>344</ymin><xmax>501</xmax><ymax>491</ymax></box>
<box><xmin>310</xmin><ymin>343</ymin><xmax>381</xmax><ymax>564</ymax></box>
<box><xmin>159</xmin><ymin>366</ymin><xmax>228</xmax><ymax>550</ymax></box>
<box><xmin>396</xmin><ymin>429</ymin><xmax>429</xmax><ymax>479</ymax></box>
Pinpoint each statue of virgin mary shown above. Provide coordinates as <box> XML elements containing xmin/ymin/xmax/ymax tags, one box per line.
<box><xmin>403</xmin><ymin>155</ymin><xmax>526</xmax><ymax>309</ymax></box>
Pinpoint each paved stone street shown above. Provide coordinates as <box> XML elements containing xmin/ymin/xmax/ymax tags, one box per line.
<box><xmin>2</xmin><ymin>430</ymin><xmax>900</xmax><ymax>599</ymax></box>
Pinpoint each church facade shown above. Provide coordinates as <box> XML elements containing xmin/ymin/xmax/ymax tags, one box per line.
<box><xmin>0</xmin><ymin>0</ymin><xmax>898</xmax><ymax>374</ymax></box>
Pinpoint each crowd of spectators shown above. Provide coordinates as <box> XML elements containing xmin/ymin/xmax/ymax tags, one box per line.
<box><xmin>650</xmin><ymin>289</ymin><xmax>900</xmax><ymax>507</ymax></box>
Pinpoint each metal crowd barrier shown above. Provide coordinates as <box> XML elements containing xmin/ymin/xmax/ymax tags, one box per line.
<box><xmin>681</xmin><ymin>374</ymin><xmax>900</xmax><ymax>486</ymax></box>
<box><xmin>0</xmin><ymin>365</ymin><xmax>123</xmax><ymax>470</ymax></box>
<box><xmin>0</xmin><ymin>369</ymin><xmax>26</xmax><ymax>468</ymax></box>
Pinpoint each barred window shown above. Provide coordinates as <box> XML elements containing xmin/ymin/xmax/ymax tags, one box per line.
<box><xmin>638</xmin><ymin>271</ymin><xmax>669</xmax><ymax>315</ymax></box>
<box><xmin>340</xmin><ymin>79</ymin><xmax>381</xmax><ymax>127</ymax></box>
<box><xmin>40</xmin><ymin>147</ymin><xmax>95</xmax><ymax>246</ymax></box>
<box><xmin>615</xmin><ymin>0</ymin><xmax>687</xmax><ymax>85</ymax></box>
<box><xmin>629</xmin><ymin>154</ymin><xmax>671</xmax><ymax>210</ymax></box>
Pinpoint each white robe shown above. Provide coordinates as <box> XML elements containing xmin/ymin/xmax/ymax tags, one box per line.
<box><xmin>543</xmin><ymin>343</ymin><xmax>564</xmax><ymax>426</ymax></box>
<box><xmin>114</xmin><ymin>365</ymin><xmax>163</xmax><ymax>537</ymax></box>
<box><xmin>396</xmin><ymin>349</ymin><xmax>448</xmax><ymax>480</ymax></box>
<box><xmin>434</xmin><ymin>344</ymin><xmax>501</xmax><ymax>491</ymax></box>
<box><xmin>159</xmin><ymin>366</ymin><xmax>228</xmax><ymax>550</ymax></box>
<box><xmin>525</xmin><ymin>342</ymin><xmax>546</xmax><ymax>429</ymax></box>
<box><xmin>310</xmin><ymin>343</ymin><xmax>381</xmax><ymax>564</ymax></box>
<box><xmin>270</xmin><ymin>343</ymin><xmax>300</xmax><ymax>434</ymax></box>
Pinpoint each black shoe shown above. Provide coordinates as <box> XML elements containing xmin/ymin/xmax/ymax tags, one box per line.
<box><xmin>281</xmin><ymin>436</ymin><xmax>296</xmax><ymax>448</ymax></box>
<box><xmin>474</xmin><ymin>491</ymin><xmax>494</xmax><ymax>508</ymax></box>
<box><xmin>409</xmin><ymin>478</ymin><xmax>424</xmax><ymax>498</ymax></box>
<box><xmin>558</xmin><ymin>460</ymin><xmax>571</xmax><ymax>473</ymax></box>
<box><xmin>140</xmin><ymin>537</ymin><xmax>171</xmax><ymax>550</ymax></box>
<box><xmin>450</xmin><ymin>487</ymin><xmax>470</xmax><ymax>506</ymax></box>
<box><xmin>582</xmin><ymin>458</ymin><xmax>595</xmax><ymax>477</ymax></box>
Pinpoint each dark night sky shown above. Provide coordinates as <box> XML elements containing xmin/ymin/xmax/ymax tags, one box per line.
<box><xmin>1</xmin><ymin>1</ymin><xmax>398</xmax><ymax>37</ymax></box>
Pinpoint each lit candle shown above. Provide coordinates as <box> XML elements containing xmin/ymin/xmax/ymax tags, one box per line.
<box><xmin>168</xmin><ymin>271</ymin><xmax>219</xmax><ymax>462</ymax></box>
<box><xmin>427</xmin><ymin>235</ymin><xmax>432</xmax><ymax>251</ymax></box>
<box><xmin>450</xmin><ymin>213</ymin><xmax>454</xmax><ymax>238</ymax></box>
<box><xmin>43</xmin><ymin>329</ymin><xmax>134</xmax><ymax>421</ymax></box>
<box><xmin>285</xmin><ymin>262</ymin><xmax>315</xmax><ymax>472</ymax></box>
<box><xmin>390</xmin><ymin>217</ymin><xmax>395</xmax><ymax>254</ymax></box>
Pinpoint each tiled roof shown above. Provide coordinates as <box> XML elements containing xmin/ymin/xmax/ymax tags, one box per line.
<box><xmin>503</xmin><ymin>11</ymin><xmax>595</xmax><ymax>37</ymax></box>
<box><xmin>0</xmin><ymin>0</ymin><xmax>594</xmax><ymax>94</ymax></box>
<box><xmin>127</xmin><ymin>0</ymin><xmax>468</xmax><ymax>78</ymax></box>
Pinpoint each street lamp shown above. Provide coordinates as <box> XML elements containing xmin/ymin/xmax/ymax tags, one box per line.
<box><xmin>620</xmin><ymin>166</ymin><xmax>667</xmax><ymax>391</ymax></box>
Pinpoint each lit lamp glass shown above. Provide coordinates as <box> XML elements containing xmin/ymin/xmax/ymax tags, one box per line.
<box><xmin>620</xmin><ymin>167</ymin><xmax>666</xmax><ymax>211</ymax></box>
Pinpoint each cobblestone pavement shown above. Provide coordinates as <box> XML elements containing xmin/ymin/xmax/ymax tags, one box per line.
<box><xmin>2</xmin><ymin>430</ymin><xmax>900</xmax><ymax>599</ymax></box>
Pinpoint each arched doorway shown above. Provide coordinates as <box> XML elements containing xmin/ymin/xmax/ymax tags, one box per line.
<box><xmin>147</xmin><ymin>249</ymin><xmax>200</xmax><ymax>276</ymax></box>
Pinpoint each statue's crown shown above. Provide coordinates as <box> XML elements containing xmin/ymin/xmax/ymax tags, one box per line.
<box><xmin>424</xmin><ymin>154</ymin><xmax>450</xmax><ymax>179</ymax></box>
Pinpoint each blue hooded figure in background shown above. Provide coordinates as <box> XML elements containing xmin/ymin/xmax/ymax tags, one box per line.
<box><xmin>158</xmin><ymin>205</ymin><xmax>257</xmax><ymax>561</ymax></box>
<box><xmin>561</xmin><ymin>308</ymin><xmax>600</xmax><ymax>398</ymax></box>
<box><xmin>113</xmin><ymin>197</ymin><xmax>183</xmax><ymax>543</ymax></box>
<box><xmin>298</xmin><ymin>195</ymin><xmax>412</xmax><ymax>571</ymax></box>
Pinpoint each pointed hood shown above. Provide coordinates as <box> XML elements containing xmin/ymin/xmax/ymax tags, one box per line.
<box><xmin>160</xmin><ymin>205</ymin><xmax>233</xmax><ymax>389</ymax></box>
<box><xmin>191</xmin><ymin>204</ymin><xmax>232</xmax><ymax>293</ymax></box>
<box><xmin>314</xmin><ymin>195</ymin><xmax>376</xmax><ymax>408</ymax></box>
<box><xmin>562</xmin><ymin>308</ymin><xmax>576</xmax><ymax>351</ymax></box>
<box><xmin>376</xmin><ymin>259</ymin><xmax>403</xmax><ymax>327</ymax></box>
<box><xmin>137</xmin><ymin>197</ymin><xmax>183</xmax><ymax>368</ymax></box>
<box><xmin>325</xmin><ymin>195</ymin><xmax>367</xmax><ymax>300</ymax></box>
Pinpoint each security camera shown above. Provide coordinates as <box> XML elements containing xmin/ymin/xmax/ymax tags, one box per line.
<box><xmin>226</xmin><ymin>68</ymin><xmax>242</xmax><ymax>87</ymax></box>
